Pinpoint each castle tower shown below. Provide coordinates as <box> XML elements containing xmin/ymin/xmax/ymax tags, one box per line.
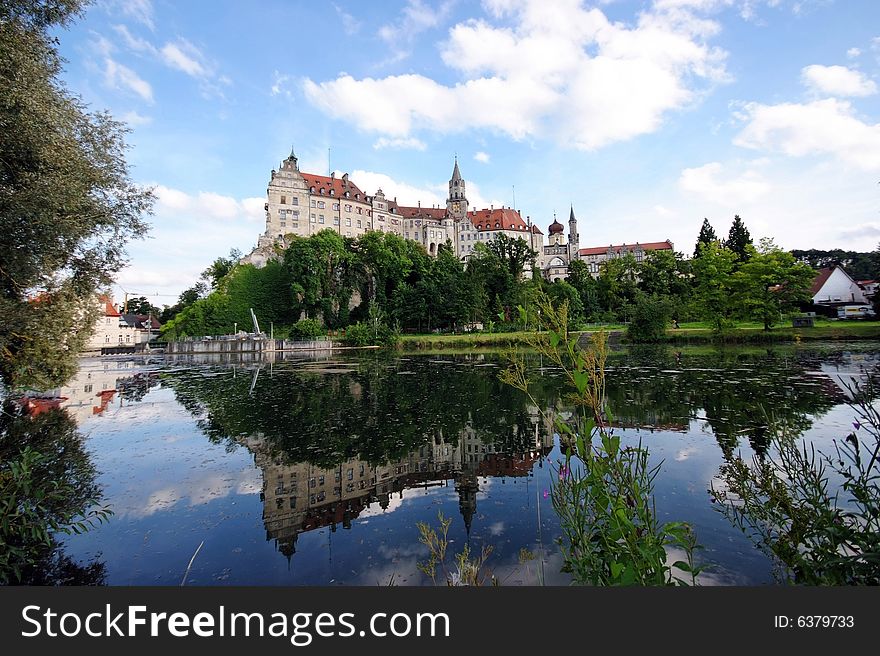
<box><xmin>568</xmin><ymin>205</ymin><xmax>579</xmax><ymax>260</ymax></box>
<box><xmin>446</xmin><ymin>156</ymin><xmax>468</xmax><ymax>222</ymax></box>
<box><xmin>281</xmin><ymin>146</ymin><xmax>298</xmax><ymax>172</ymax></box>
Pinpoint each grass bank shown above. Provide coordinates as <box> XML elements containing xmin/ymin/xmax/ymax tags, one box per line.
<box><xmin>663</xmin><ymin>321</ymin><xmax>880</xmax><ymax>345</ymax></box>
<box><xmin>398</xmin><ymin>321</ymin><xmax>880</xmax><ymax>350</ymax></box>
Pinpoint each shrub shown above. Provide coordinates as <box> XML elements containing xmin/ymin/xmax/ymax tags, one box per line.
<box><xmin>626</xmin><ymin>294</ymin><xmax>672</xmax><ymax>343</ymax></box>
<box><xmin>290</xmin><ymin>318</ymin><xmax>323</xmax><ymax>341</ymax></box>
<box><xmin>342</xmin><ymin>322</ymin><xmax>373</xmax><ymax>346</ymax></box>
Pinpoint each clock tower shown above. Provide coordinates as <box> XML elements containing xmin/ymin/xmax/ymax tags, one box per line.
<box><xmin>446</xmin><ymin>156</ymin><xmax>468</xmax><ymax>222</ymax></box>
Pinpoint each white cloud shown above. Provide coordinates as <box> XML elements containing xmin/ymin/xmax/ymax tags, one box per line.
<box><xmin>121</xmin><ymin>110</ymin><xmax>152</xmax><ymax>126</ymax></box>
<box><xmin>103</xmin><ymin>58</ymin><xmax>154</xmax><ymax>103</ymax></box>
<box><xmin>161</xmin><ymin>39</ymin><xmax>209</xmax><ymax>77</ymax></box>
<box><xmin>103</xmin><ymin>0</ymin><xmax>155</xmax><ymax>31</ymax></box>
<box><xmin>474</xmin><ymin>151</ymin><xmax>491</xmax><ymax>163</ymax></box>
<box><xmin>112</xmin><ymin>23</ymin><xmax>158</xmax><ymax>55</ymax></box>
<box><xmin>304</xmin><ymin>0</ymin><xmax>730</xmax><ymax>150</ymax></box>
<box><xmin>654</xmin><ymin>204</ymin><xmax>674</xmax><ymax>216</ymax></box>
<box><xmin>679</xmin><ymin>161</ymin><xmax>771</xmax><ymax>205</ymax></box>
<box><xmin>155</xmin><ymin>185</ymin><xmax>265</xmax><ymax>222</ymax></box>
<box><xmin>348</xmin><ymin>171</ymin><xmax>444</xmax><ymax>206</ymax></box>
<box><xmin>847</xmin><ymin>47</ymin><xmax>861</xmax><ymax>59</ymax></box>
<box><xmin>373</xmin><ymin>137</ymin><xmax>427</xmax><ymax>151</ymax></box>
<box><xmin>378</xmin><ymin>0</ymin><xmax>454</xmax><ymax>63</ymax></box>
<box><xmin>801</xmin><ymin>64</ymin><xmax>877</xmax><ymax>97</ymax></box>
<box><xmin>733</xmin><ymin>98</ymin><xmax>880</xmax><ymax>170</ymax></box>
<box><xmin>270</xmin><ymin>70</ymin><xmax>292</xmax><ymax>97</ymax></box>
<box><xmin>333</xmin><ymin>3</ymin><xmax>361</xmax><ymax>35</ymax></box>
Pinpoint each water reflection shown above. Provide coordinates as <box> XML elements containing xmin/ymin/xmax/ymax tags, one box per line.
<box><xmin>0</xmin><ymin>400</ymin><xmax>107</xmax><ymax>584</ymax></box>
<box><xmin>22</xmin><ymin>345</ymin><xmax>880</xmax><ymax>585</ymax></box>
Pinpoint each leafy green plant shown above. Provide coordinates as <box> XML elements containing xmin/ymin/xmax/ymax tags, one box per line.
<box><xmin>290</xmin><ymin>318</ymin><xmax>323</xmax><ymax>340</ymax></box>
<box><xmin>500</xmin><ymin>292</ymin><xmax>702</xmax><ymax>585</ymax></box>
<box><xmin>712</xmin><ymin>381</ymin><xmax>880</xmax><ymax>584</ymax></box>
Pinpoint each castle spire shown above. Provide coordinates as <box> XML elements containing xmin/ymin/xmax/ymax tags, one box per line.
<box><xmin>451</xmin><ymin>155</ymin><xmax>462</xmax><ymax>182</ymax></box>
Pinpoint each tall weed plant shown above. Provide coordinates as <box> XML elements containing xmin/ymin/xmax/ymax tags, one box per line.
<box><xmin>500</xmin><ymin>293</ymin><xmax>701</xmax><ymax>585</ymax></box>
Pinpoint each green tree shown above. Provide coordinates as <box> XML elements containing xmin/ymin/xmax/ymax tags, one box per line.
<box><xmin>546</xmin><ymin>279</ymin><xmax>584</xmax><ymax>323</ymax></box>
<box><xmin>725</xmin><ymin>215</ymin><xmax>753</xmax><ymax>264</ymax></box>
<box><xmin>201</xmin><ymin>248</ymin><xmax>242</xmax><ymax>289</ymax></box>
<box><xmin>284</xmin><ymin>230</ymin><xmax>354</xmax><ymax>327</ymax></box>
<box><xmin>694</xmin><ymin>218</ymin><xmax>718</xmax><ymax>258</ymax></box>
<box><xmin>596</xmin><ymin>254</ymin><xmax>638</xmax><ymax>320</ymax></box>
<box><xmin>690</xmin><ymin>241</ymin><xmax>738</xmax><ymax>332</ymax></box>
<box><xmin>566</xmin><ymin>260</ymin><xmax>600</xmax><ymax>320</ymax></box>
<box><xmin>0</xmin><ymin>1</ymin><xmax>153</xmax><ymax>389</ymax></box>
<box><xmin>484</xmin><ymin>233</ymin><xmax>537</xmax><ymax>280</ymax></box>
<box><xmin>733</xmin><ymin>239</ymin><xmax>815</xmax><ymax>330</ymax></box>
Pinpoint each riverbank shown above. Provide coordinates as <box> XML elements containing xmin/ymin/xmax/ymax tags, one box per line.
<box><xmin>398</xmin><ymin>321</ymin><xmax>880</xmax><ymax>350</ymax></box>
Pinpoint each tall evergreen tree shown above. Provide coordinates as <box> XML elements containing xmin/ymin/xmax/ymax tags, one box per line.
<box><xmin>726</xmin><ymin>215</ymin><xmax>753</xmax><ymax>263</ymax></box>
<box><xmin>694</xmin><ymin>218</ymin><xmax>717</xmax><ymax>258</ymax></box>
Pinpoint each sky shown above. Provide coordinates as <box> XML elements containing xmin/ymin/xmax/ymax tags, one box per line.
<box><xmin>52</xmin><ymin>0</ymin><xmax>880</xmax><ymax>304</ymax></box>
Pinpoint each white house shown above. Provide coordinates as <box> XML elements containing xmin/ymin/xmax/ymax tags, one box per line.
<box><xmin>810</xmin><ymin>266</ymin><xmax>867</xmax><ymax>306</ymax></box>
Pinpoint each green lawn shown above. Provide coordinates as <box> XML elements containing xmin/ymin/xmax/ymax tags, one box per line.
<box><xmin>397</xmin><ymin>319</ymin><xmax>880</xmax><ymax>350</ymax></box>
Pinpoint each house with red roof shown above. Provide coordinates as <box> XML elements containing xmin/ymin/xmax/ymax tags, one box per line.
<box><xmin>810</xmin><ymin>266</ymin><xmax>868</xmax><ymax>306</ymax></box>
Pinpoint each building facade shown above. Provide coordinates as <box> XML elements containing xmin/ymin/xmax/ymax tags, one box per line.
<box><xmin>577</xmin><ymin>240</ymin><xmax>675</xmax><ymax>277</ymax></box>
<box><xmin>246</xmin><ymin>152</ymin><xmax>545</xmax><ymax>269</ymax></box>
<box><xmin>248</xmin><ymin>150</ymin><xmax>674</xmax><ymax>282</ymax></box>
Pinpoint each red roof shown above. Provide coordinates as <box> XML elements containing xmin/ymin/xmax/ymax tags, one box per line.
<box><xmin>300</xmin><ymin>172</ymin><xmax>367</xmax><ymax>200</ymax></box>
<box><xmin>98</xmin><ymin>294</ymin><xmax>120</xmax><ymax>317</ymax></box>
<box><xmin>468</xmin><ymin>208</ymin><xmax>530</xmax><ymax>232</ymax></box>
<box><xmin>810</xmin><ymin>267</ymin><xmax>835</xmax><ymax>296</ymax></box>
<box><xmin>578</xmin><ymin>240</ymin><xmax>673</xmax><ymax>257</ymax></box>
<box><xmin>398</xmin><ymin>206</ymin><xmax>448</xmax><ymax>220</ymax></box>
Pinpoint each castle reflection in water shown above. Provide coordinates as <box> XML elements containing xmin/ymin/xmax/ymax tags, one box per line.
<box><xmin>241</xmin><ymin>411</ymin><xmax>554</xmax><ymax>561</ymax></box>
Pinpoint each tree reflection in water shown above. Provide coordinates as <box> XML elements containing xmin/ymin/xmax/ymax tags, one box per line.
<box><xmin>0</xmin><ymin>400</ymin><xmax>108</xmax><ymax>585</ymax></box>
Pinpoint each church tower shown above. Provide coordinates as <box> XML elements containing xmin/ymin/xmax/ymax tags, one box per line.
<box><xmin>446</xmin><ymin>156</ymin><xmax>468</xmax><ymax>222</ymax></box>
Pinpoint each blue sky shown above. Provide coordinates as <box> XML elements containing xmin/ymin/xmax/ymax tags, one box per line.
<box><xmin>53</xmin><ymin>0</ymin><xmax>880</xmax><ymax>303</ymax></box>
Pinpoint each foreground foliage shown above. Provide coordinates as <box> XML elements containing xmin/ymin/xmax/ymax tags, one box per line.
<box><xmin>501</xmin><ymin>294</ymin><xmax>702</xmax><ymax>585</ymax></box>
<box><xmin>713</xmin><ymin>382</ymin><xmax>880</xmax><ymax>584</ymax></box>
<box><xmin>0</xmin><ymin>400</ymin><xmax>110</xmax><ymax>584</ymax></box>
<box><xmin>0</xmin><ymin>1</ymin><xmax>153</xmax><ymax>389</ymax></box>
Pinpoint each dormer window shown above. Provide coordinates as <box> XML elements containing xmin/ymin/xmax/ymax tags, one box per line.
<box><xmin>310</xmin><ymin>186</ymin><xmax>315</xmax><ymax>193</ymax></box>
<box><xmin>344</xmin><ymin>191</ymin><xmax>350</xmax><ymax>198</ymax></box>
<box><xmin>320</xmin><ymin>188</ymin><xmax>325</xmax><ymax>195</ymax></box>
<box><xmin>329</xmin><ymin>189</ymin><xmax>334</xmax><ymax>196</ymax></box>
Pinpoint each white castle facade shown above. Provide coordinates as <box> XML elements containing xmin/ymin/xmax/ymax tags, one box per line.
<box><xmin>245</xmin><ymin>150</ymin><xmax>672</xmax><ymax>279</ymax></box>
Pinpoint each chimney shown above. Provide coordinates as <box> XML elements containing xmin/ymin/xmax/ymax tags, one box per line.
<box><xmin>342</xmin><ymin>172</ymin><xmax>349</xmax><ymax>182</ymax></box>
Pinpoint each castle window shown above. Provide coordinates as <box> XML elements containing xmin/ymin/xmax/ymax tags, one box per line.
<box><xmin>357</xmin><ymin>220</ymin><xmax>362</xmax><ymax>227</ymax></box>
<box><xmin>292</xmin><ymin>197</ymin><xmax>298</xmax><ymax>206</ymax></box>
<box><xmin>332</xmin><ymin>203</ymin><xmax>339</xmax><ymax>210</ymax></box>
<box><xmin>292</xmin><ymin>210</ymin><xmax>299</xmax><ymax>218</ymax></box>
<box><xmin>319</xmin><ymin>215</ymin><xmax>324</xmax><ymax>224</ymax></box>
<box><xmin>280</xmin><ymin>221</ymin><xmax>286</xmax><ymax>228</ymax></box>
<box><xmin>311</xmin><ymin>199</ymin><xmax>316</xmax><ymax>207</ymax></box>
<box><xmin>318</xmin><ymin>201</ymin><xmax>325</xmax><ymax>209</ymax></box>
<box><xmin>280</xmin><ymin>195</ymin><xmax>286</xmax><ymax>205</ymax></box>
<box><xmin>345</xmin><ymin>204</ymin><xmax>352</xmax><ymax>212</ymax></box>
<box><xmin>346</xmin><ymin>218</ymin><xmax>351</xmax><ymax>227</ymax></box>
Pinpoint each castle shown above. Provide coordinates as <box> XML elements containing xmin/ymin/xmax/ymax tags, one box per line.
<box><xmin>245</xmin><ymin>150</ymin><xmax>672</xmax><ymax>278</ymax></box>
